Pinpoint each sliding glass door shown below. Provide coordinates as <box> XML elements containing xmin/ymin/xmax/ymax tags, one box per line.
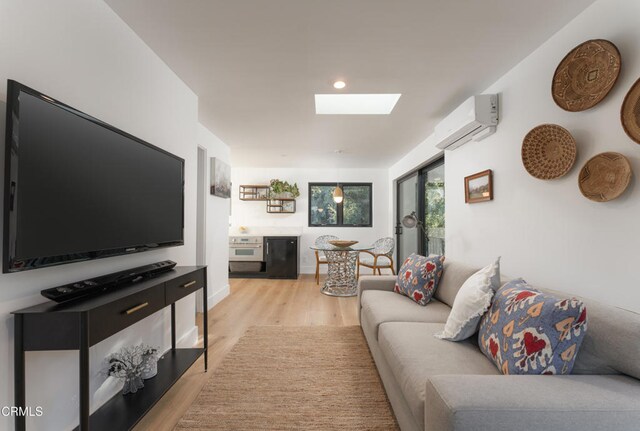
<box><xmin>396</xmin><ymin>173</ymin><xmax>419</xmax><ymax>263</ymax></box>
<box><xmin>423</xmin><ymin>159</ymin><xmax>445</xmax><ymax>256</ymax></box>
<box><xmin>396</xmin><ymin>157</ymin><xmax>445</xmax><ymax>263</ymax></box>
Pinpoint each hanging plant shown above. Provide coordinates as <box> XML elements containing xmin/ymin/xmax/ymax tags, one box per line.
<box><xmin>270</xmin><ymin>179</ymin><xmax>300</xmax><ymax>198</ymax></box>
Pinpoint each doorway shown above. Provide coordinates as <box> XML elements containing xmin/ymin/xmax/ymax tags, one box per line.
<box><xmin>196</xmin><ymin>146</ymin><xmax>207</xmax><ymax>312</ymax></box>
<box><xmin>395</xmin><ymin>157</ymin><xmax>445</xmax><ymax>263</ymax></box>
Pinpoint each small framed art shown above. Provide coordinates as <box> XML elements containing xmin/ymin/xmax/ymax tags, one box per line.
<box><xmin>464</xmin><ymin>169</ymin><xmax>493</xmax><ymax>203</ymax></box>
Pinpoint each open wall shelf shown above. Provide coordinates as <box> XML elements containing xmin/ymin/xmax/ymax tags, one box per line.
<box><xmin>267</xmin><ymin>198</ymin><xmax>296</xmax><ymax>214</ymax></box>
<box><xmin>239</xmin><ymin>185</ymin><xmax>270</xmax><ymax>201</ymax></box>
<box><xmin>239</xmin><ymin>184</ymin><xmax>297</xmax><ymax>214</ymax></box>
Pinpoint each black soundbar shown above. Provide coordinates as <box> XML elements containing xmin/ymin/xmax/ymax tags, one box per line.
<box><xmin>41</xmin><ymin>260</ymin><xmax>177</xmax><ymax>303</ymax></box>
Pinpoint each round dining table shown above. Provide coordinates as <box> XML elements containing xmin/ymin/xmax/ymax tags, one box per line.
<box><xmin>310</xmin><ymin>244</ymin><xmax>373</xmax><ymax>297</ymax></box>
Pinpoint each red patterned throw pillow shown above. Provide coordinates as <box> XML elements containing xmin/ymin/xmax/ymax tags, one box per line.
<box><xmin>478</xmin><ymin>279</ymin><xmax>588</xmax><ymax>375</ymax></box>
<box><xmin>393</xmin><ymin>254</ymin><xmax>445</xmax><ymax>306</ymax></box>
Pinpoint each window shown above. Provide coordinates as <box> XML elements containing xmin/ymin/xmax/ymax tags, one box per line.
<box><xmin>309</xmin><ymin>183</ymin><xmax>372</xmax><ymax>227</ymax></box>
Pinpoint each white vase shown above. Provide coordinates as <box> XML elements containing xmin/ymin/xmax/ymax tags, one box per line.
<box><xmin>141</xmin><ymin>354</ymin><xmax>158</xmax><ymax>379</ymax></box>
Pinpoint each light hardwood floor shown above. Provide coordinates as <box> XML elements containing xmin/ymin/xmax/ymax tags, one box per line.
<box><xmin>133</xmin><ymin>274</ymin><xmax>359</xmax><ymax>431</ymax></box>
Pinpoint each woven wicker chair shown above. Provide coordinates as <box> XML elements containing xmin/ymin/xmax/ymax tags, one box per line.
<box><xmin>357</xmin><ymin>237</ymin><xmax>395</xmax><ymax>277</ymax></box>
<box><xmin>314</xmin><ymin>235</ymin><xmax>339</xmax><ymax>285</ymax></box>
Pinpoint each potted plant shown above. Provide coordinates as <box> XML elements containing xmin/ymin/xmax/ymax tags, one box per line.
<box><xmin>106</xmin><ymin>345</ymin><xmax>145</xmax><ymax>395</ymax></box>
<box><xmin>105</xmin><ymin>344</ymin><xmax>160</xmax><ymax>394</ymax></box>
<box><xmin>270</xmin><ymin>179</ymin><xmax>300</xmax><ymax>199</ymax></box>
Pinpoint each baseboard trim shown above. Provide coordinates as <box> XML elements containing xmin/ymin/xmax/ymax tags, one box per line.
<box><xmin>178</xmin><ymin>325</ymin><xmax>199</xmax><ymax>348</ymax></box>
<box><xmin>300</xmin><ymin>265</ymin><xmax>320</xmax><ymax>274</ymax></box>
<box><xmin>208</xmin><ymin>284</ymin><xmax>230</xmax><ymax>310</ymax></box>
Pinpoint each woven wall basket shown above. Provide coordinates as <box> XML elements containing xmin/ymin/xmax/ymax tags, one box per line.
<box><xmin>522</xmin><ymin>124</ymin><xmax>577</xmax><ymax>180</ymax></box>
<box><xmin>578</xmin><ymin>152</ymin><xmax>632</xmax><ymax>202</ymax></box>
<box><xmin>621</xmin><ymin>77</ymin><xmax>640</xmax><ymax>144</ymax></box>
<box><xmin>552</xmin><ymin>39</ymin><xmax>621</xmax><ymax>112</ymax></box>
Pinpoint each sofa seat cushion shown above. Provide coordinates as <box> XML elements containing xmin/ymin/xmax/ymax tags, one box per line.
<box><xmin>378</xmin><ymin>322</ymin><xmax>500</xmax><ymax>430</ymax></box>
<box><xmin>361</xmin><ymin>290</ymin><xmax>451</xmax><ymax>340</ymax></box>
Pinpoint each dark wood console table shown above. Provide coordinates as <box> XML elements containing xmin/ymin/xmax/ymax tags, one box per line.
<box><xmin>12</xmin><ymin>266</ymin><xmax>208</xmax><ymax>431</ymax></box>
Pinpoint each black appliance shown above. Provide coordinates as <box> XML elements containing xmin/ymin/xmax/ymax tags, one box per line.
<box><xmin>3</xmin><ymin>80</ymin><xmax>185</xmax><ymax>273</ymax></box>
<box><xmin>265</xmin><ymin>237</ymin><xmax>299</xmax><ymax>279</ymax></box>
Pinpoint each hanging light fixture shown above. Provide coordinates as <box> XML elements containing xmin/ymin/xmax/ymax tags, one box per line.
<box><xmin>333</xmin><ymin>184</ymin><xmax>343</xmax><ymax>203</ymax></box>
<box><xmin>333</xmin><ymin>150</ymin><xmax>344</xmax><ymax>203</ymax></box>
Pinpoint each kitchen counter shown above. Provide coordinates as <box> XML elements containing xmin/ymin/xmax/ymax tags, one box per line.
<box><xmin>229</xmin><ymin>226</ymin><xmax>302</xmax><ymax>237</ymax></box>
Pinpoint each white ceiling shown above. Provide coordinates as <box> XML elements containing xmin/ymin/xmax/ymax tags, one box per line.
<box><xmin>105</xmin><ymin>0</ymin><xmax>596</xmax><ymax>168</ymax></box>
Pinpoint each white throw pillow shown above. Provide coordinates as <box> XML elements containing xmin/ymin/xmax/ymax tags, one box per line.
<box><xmin>435</xmin><ymin>257</ymin><xmax>501</xmax><ymax>341</ymax></box>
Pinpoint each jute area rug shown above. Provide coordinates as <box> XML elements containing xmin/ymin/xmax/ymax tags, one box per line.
<box><xmin>175</xmin><ymin>326</ymin><xmax>399</xmax><ymax>430</ymax></box>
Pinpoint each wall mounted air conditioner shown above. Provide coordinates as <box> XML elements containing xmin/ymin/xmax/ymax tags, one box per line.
<box><xmin>435</xmin><ymin>94</ymin><xmax>499</xmax><ymax>150</ymax></box>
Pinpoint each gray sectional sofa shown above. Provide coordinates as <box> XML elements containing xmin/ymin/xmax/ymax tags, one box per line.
<box><xmin>358</xmin><ymin>260</ymin><xmax>640</xmax><ymax>431</ymax></box>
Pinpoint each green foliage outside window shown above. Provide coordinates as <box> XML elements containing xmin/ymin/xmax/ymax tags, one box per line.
<box><xmin>310</xmin><ymin>185</ymin><xmax>337</xmax><ymax>225</ymax></box>
<box><xmin>309</xmin><ymin>183</ymin><xmax>372</xmax><ymax>227</ymax></box>
<box><xmin>343</xmin><ymin>186</ymin><xmax>371</xmax><ymax>225</ymax></box>
<box><xmin>425</xmin><ymin>180</ymin><xmax>445</xmax><ymax>234</ymax></box>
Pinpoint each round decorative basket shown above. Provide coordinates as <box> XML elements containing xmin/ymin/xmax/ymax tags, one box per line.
<box><xmin>328</xmin><ymin>240</ymin><xmax>358</xmax><ymax>248</ymax></box>
<box><xmin>552</xmin><ymin>39</ymin><xmax>621</xmax><ymax>112</ymax></box>
<box><xmin>621</xmin><ymin>77</ymin><xmax>640</xmax><ymax>144</ymax></box>
<box><xmin>521</xmin><ymin>124</ymin><xmax>577</xmax><ymax>180</ymax></box>
<box><xmin>578</xmin><ymin>152</ymin><xmax>632</xmax><ymax>202</ymax></box>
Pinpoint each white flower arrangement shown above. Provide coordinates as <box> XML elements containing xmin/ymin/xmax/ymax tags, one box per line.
<box><xmin>105</xmin><ymin>344</ymin><xmax>160</xmax><ymax>395</ymax></box>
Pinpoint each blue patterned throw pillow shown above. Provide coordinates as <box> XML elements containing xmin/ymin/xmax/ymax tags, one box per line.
<box><xmin>478</xmin><ymin>279</ymin><xmax>587</xmax><ymax>375</ymax></box>
<box><xmin>393</xmin><ymin>254</ymin><xmax>445</xmax><ymax>306</ymax></box>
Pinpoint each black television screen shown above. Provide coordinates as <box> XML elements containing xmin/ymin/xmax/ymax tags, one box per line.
<box><xmin>3</xmin><ymin>80</ymin><xmax>184</xmax><ymax>272</ymax></box>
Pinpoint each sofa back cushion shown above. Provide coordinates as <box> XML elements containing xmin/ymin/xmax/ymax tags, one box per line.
<box><xmin>540</xmin><ymin>287</ymin><xmax>640</xmax><ymax>380</ymax></box>
<box><xmin>434</xmin><ymin>261</ymin><xmax>480</xmax><ymax>307</ymax></box>
<box><xmin>394</xmin><ymin>254</ymin><xmax>445</xmax><ymax>305</ymax></box>
<box><xmin>438</xmin><ymin>260</ymin><xmax>640</xmax><ymax>380</ymax></box>
<box><xmin>478</xmin><ymin>279</ymin><xmax>587</xmax><ymax>375</ymax></box>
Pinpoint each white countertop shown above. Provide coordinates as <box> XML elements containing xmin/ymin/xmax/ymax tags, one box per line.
<box><xmin>229</xmin><ymin>226</ymin><xmax>303</xmax><ymax>237</ymax></box>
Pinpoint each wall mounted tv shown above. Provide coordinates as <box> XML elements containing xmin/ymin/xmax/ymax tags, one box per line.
<box><xmin>3</xmin><ymin>80</ymin><xmax>184</xmax><ymax>273</ymax></box>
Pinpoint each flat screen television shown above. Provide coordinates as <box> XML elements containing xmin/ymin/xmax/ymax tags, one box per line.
<box><xmin>3</xmin><ymin>80</ymin><xmax>184</xmax><ymax>273</ymax></box>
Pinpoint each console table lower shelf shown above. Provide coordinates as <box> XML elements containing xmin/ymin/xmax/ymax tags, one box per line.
<box><xmin>76</xmin><ymin>348</ymin><xmax>203</xmax><ymax>431</ymax></box>
<box><xmin>13</xmin><ymin>266</ymin><xmax>208</xmax><ymax>431</ymax></box>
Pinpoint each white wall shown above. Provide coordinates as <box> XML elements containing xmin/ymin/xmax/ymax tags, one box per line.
<box><xmin>390</xmin><ymin>0</ymin><xmax>640</xmax><ymax>313</ymax></box>
<box><xmin>0</xmin><ymin>1</ymin><xmax>224</xmax><ymax>429</ymax></box>
<box><xmin>197</xmin><ymin>124</ymin><xmax>231</xmax><ymax>306</ymax></box>
<box><xmin>230</xmin><ymin>168</ymin><xmax>392</xmax><ymax>274</ymax></box>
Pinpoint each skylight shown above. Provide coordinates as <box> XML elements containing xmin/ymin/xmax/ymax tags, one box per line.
<box><xmin>314</xmin><ymin>94</ymin><xmax>401</xmax><ymax>115</ymax></box>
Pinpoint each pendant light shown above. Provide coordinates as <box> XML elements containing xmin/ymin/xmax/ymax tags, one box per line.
<box><xmin>333</xmin><ymin>150</ymin><xmax>344</xmax><ymax>203</ymax></box>
<box><xmin>333</xmin><ymin>184</ymin><xmax>343</xmax><ymax>203</ymax></box>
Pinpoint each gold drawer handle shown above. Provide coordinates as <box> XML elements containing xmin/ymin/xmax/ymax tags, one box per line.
<box><xmin>181</xmin><ymin>280</ymin><xmax>196</xmax><ymax>289</ymax></box>
<box><xmin>125</xmin><ymin>302</ymin><xmax>149</xmax><ymax>315</ymax></box>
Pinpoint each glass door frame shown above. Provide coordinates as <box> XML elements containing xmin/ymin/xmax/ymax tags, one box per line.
<box><xmin>395</xmin><ymin>171</ymin><xmax>419</xmax><ymax>264</ymax></box>
<box><xmin>395</xmin><ymin>156</ymin><xmax>445</xmax><ymax>263</ymax></box>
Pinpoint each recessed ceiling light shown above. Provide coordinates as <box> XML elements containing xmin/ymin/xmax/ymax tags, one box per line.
<box><xmin>315</xmin><ymin>94</ymin><xmax>402</xmax><ymax>115</ymax></box>
<box><xmin>333</xmin><ymin>80</ymin><xmax>346</xmax><ymax>89</ymax></box>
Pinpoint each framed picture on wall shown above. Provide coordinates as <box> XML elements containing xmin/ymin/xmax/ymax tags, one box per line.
<box><xmin>210</xmin><ymin>157</ymin><xmax>231</xmax><ymax>198</ymax></box>
<box><xmin>464</xmin><ymin>169</ymin><xmax>493</xmax><ymax>203</ymax></box>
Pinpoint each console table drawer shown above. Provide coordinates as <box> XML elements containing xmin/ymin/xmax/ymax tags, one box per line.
<box><xmin>165</xmin><ymin>269</ymin><xmax>205</xmax><ymax>304</ymax></box>
<box><xmin>89</xmin><ymin>284</ymin><xmax>165</xmax><ymax>345</ymax></box>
